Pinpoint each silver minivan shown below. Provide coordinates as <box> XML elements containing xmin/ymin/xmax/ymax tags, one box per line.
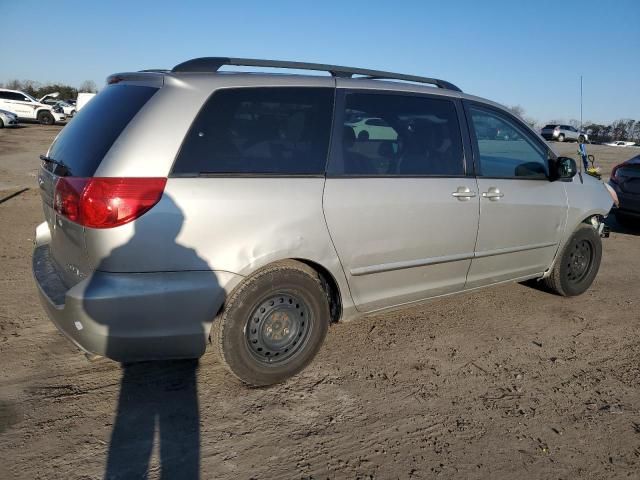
<box><xmin>33</xmin><ymin>58</ymin><xmax>614</xmax><ymax>385</ymax></box>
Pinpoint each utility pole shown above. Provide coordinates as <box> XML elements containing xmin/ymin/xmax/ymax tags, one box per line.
<box><xmin>580</xmin><ymin>75</ymin><xmax>583</xmax><ymax>131</ymax></box>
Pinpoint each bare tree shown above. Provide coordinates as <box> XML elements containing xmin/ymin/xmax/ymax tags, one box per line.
<box><xmin>508</xmin><ymin>105</ymin><xmax>538</xmax><ymax>129</ymax></box>
<box><xmin>611</xmin><ymin>119</ymin><xmax>632</xmax><ymax>141</ymax></box>
<box><xmin>508</xmin><ymin>105</ymin><xmax>525</xmax><ymax>117</ymax></box>
<box><xmin>632</xmin><ymin>121</ymin><xmax>640</xmax><ymax>143</ymax></box>
<box><xmin>4</xmin><ymin>79</ymin><xmax>23</xmax><ymax>90</ymax></box>
<box><xmin>78</xmin><ymin>80</ymin><xmax>98</xmax><ymax>93</ymax></box>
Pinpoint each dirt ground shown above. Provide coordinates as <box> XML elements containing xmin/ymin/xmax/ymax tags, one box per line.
<box><xmin>1</xmin><ymin>124</ymin><xmax>639</xmax><ymax>480</ymax></box>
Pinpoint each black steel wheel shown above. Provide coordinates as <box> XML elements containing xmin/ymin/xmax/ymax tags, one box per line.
<box><xmin>246</xmin><ymin>292</ymin><xmax>313</xmax><ymax>365</ymax></box>
<box><xmin>566</xmin><ymin>239</ymin><xmax>593</xmax><ymax>284</ymax></box>
<box><xmin>211</xmin><ymin>260</ymin><xmax>330</xmax><ymax>386</ymax></box>
<box><xmin>544</xmin><ymin>224</ymin><xmax>602</xmax><ymax>296</ymax></box>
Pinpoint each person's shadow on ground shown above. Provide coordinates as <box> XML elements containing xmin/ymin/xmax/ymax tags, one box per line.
<box><xmin>105</xmin><ymin>360</ymin><xmax>200</xmax><ymax>479</ymax></box>
<box><xmin>80</xmin><ymin>195</ymin><xmax>219</xmax><ymax>479</ymax></box>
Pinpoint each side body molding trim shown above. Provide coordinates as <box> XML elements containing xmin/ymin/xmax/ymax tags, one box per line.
<box><xmin>349</xmin><ymin>241</ymin><xmax>557</xmax><ymax>277</ymax></box>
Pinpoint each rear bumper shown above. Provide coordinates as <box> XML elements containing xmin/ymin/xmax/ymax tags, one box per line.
<box><xmin>33</xmin><ymin>244</ymin><xmax>240</xmax><ymax>361</ymax></box>
<box><xmin>609</xmin><ymin>182</ymin><xmax>640</xmax><ymax>214</ymax></box>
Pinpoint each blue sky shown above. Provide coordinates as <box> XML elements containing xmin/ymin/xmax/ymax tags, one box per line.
<box><xmin>1</xmin><ymin>0</ymin><xmax>638</xmax><ymax>124</ymax></box>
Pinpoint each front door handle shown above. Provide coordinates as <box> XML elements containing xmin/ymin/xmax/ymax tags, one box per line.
<box><xmin>482</xmin><ymin>187</ymin><xmax>504</xmax><ymax>200</ymax></box>
<box><xmin>451</xmin><ymin>186</ymin><xmax>477</xmax><ymax>201</ymax></box>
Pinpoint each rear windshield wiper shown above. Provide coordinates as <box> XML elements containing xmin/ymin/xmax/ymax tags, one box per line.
<box><xmin>40</xmin><ymin>154</ymin><xmax>72</xmax><ymax>176</ymax></box>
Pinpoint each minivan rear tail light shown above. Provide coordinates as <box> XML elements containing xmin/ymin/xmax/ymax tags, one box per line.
<box><xmin>54</xmin><ymin>177</ymin><xmax>166</xmax><ymax>228</ymax></box>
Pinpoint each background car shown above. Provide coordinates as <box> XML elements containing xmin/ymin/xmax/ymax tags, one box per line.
<box><xmin>0</xmin><ymin>108</ymin><xmax>19</xmax><ymax>127</ymax></box>
<box><xmin>345</xmin><ymin>116</ymin><xmax>398</xmax><ymax>140</ymax></box>
<box><xmin>39</xmin><ymin>93</ymin><xmax>76</xmax><ymax>117</ymax></box>
<box><xmin>540</xmin><ymin>124</ymin><xmax>588</xmax><ymax>143</ymax></box>
<box><xmin>609</xmin><ymin>155</ymin><xmax>640</xmax><ymax>228</ymax></box>
<box><xmin>0</xmin><ymin>88</ymin><xmax>65</xmax><ymax>125</ymax></box>
<box><xmin>604</xmin><ymin>141</ymin><xmax>637</xmax><ymax>147</ymax></box>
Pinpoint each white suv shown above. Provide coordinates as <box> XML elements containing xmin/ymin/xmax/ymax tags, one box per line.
<box><xmin>0</xmin><ymin>89</ymin><xmax>66</xmax><ymax>124</ymax></box>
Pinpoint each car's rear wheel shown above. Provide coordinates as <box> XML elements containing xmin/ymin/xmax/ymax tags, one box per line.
<box><xmin>37</xmin><ymin>111</ymin><xmax>54</xmax><ymax>125</ymax></box>
<box><xmin>578</xmin><ymin>135</ymin><xmax>585</xmax><ymax>143</ymax></box>
<box><xmin>543</xmin><ymin>224</ymin><xmax>602</xmax><ymax>296</ymax></box>
<box><xmin>210</xmin><ymin>260</ymin><xmax>330</xmax><ymax>386</ymax></box>
<box><xmin>0</xmin><ymin>118</ymin><xmax>4</xmax><ymax>129</ymax></box>
<box><xmin>558</xmin><ymin>134</ymin><xmax>565</xmax><ymax>142</ymax></box>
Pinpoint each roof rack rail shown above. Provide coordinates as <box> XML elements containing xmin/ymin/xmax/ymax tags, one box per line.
<box><xmin>171</xmin><ymin>57</ymin><xmax>462</xmax><ymax>92</ymax></box>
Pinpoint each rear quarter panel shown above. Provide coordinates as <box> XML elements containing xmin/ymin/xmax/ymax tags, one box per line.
<box><xmin>84</xmin><ymin>178</ymin><xmax>357</xmax><ymax>320</ymax></box>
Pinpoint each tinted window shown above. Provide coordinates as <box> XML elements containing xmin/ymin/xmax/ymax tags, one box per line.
<box><xmin>332</xmin><ymin>92</ymin><xmax>464</xmax><ymax>176</ymax></box>
<box><xmin>47</xmin><ymin>85</ymin><xmax>157</xmax><ymax>177</ymax></box>
<box><xmin>543</xmin><ymin>124</ymin><xmax>558</xmax><ymax>129</ymax></box>
<box><xmin>1</xmin><ymin>92</ymin><xmax>25</xmax><ymax>101</ymax></box>
<box><xmin>173</xmin><ymin>88</ymin><xmax>334</xmax><ymax>175</ymax></box>
<box><xmin>470</xmin><ymin>106</ymin><xmax>547</xmax><ymax>179</ymax></box>
<box><xmin>0</xmin><ymin>92</ymin><xmax>9</xmax><ymax>100</ymax></box>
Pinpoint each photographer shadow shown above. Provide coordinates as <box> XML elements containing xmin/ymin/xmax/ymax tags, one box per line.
<box><xmin>81</xmin><ymin>195</ymin><xmax>218</xmax><ymax>479</ymax></box>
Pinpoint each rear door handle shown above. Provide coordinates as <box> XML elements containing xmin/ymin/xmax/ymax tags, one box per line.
<box><xmin>451</xmin><ymin>186</ymin><xmax>477</xmax><ymax>201</ymax></box>
<box><xmin>482</xmin><ymin>187</ymin><xmax>504</xmax><ymax>200</ymax></box>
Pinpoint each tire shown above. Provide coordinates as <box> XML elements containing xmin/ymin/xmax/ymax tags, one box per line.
<box><xmin>578</xmin><ymin>135</ymin><xmax>585</xmax><ymax>144</ymax></box>
<box><xmin>0</xmin><ymin>118</ymin><xmax>4</xmax><ymax>128</ymax></box>
<box><xmin>543</xmin><ymin>224</ymin><xmax>602</xmax><ymax>296</ymax></box>
<box><xmin>37</xmin><ymin>111</ymin><xmax>54</xmax><ymax>125</ymax></box>
<box><xmin>211</xmin><ymin>260</ymin><xmax>330</xmax><ymax>386</ymax></box>
<box><xmin>557</xmin><ymin>134</ymin><xmax>565</xmax><ymax>142</ymax></box>
<box><xmin>357</xmin><ymin>130</ymin><xmax>369</xmax><ymax>140</ymax></box>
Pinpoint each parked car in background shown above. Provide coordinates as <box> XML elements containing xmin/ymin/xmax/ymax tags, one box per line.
<box><xmin>604</xmin><ymin>141</ymin><xmax>637</xmax><ymax>147</ymax></box>
<box><xmin>75</xmin><ymin>92</ymin><xmax>96</xmax><ymax>112</ymax></box>
<box><xmin>345</xmin><ymin>116</ymin><xmax>398</xmax><ymax>140</ymax></box>
<box><xmin>40</xmin><ymin>93</ymin><xmax>76</xmax><ymax>117</ymax></box>
<box><xmin>540</xmin><ymin>124</ymin><xmax>588</xmax><ymax>143</ymax></box>
<box><xmin>33</xmin><ymin>57</ymin><xmax>614</xmax><ymax>386</ymax></box>
<box><xmin>0</xmin><ymin>108</ymin><xmax>19</xmax><ymax>127</ymax></box>
<box><xmin>0</xmin><ymin>89</ymin><xmax>65</xmax><ymax>124</ymax></box>
<box><xmin>608</xmin><ymin>155</ymin><xmax>640</xmax><ymax>228</ymax></box>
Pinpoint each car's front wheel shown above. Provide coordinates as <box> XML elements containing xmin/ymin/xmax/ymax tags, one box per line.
<box><xmin>557</xmin><ymin>133</ymin><xmax>565</xmax><ymax>142</ymax></box>
<box><xmin>211</xmin><ymin>260</ymin><xmax>330</xmax><ymax>386</ymax></box>
<box><xmin>543</xmin><ymin>224</ymin><xmax>602</xmax><ymax>296</ymax></box>
<box><xmin>37</xmin><ymin>111</ymin><xmax>54</xmax><ymax>125</ymax></box>
<box><xmin>578</xmin><ymin>135</ymin><xmax>586</xmax><ymax>143</ymax></box>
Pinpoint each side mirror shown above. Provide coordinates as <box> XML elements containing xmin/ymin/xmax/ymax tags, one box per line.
<box><xmin>555</xmin><ymin>157</ymin><xmax>577</xmax><ymax>179</ymax></box>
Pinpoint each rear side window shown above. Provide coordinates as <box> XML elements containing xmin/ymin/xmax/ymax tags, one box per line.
<box><xmin>173</xmin><ymin>88</ymin><xmax>334</xmax><ymax>175</ymax></box>
<box><xmin>330</xmin><ymin>92</ymin><xmax>464</xmax><ymax>176</ymax></box>
<box><xmin>469</xmin><ymin>105</ymin><xmax>548</xmax><ymax>179</ymax></box>
<box><xmin>47</xmin><ymin>85</ymin><xmax>157</xmax><ymax>177</ymax></box>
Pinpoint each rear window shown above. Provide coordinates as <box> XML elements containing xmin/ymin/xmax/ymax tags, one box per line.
<box><xmin>172</xmin><ymin>87</ymin><xmax>334</xmax><ymax>175</ymax></box>
<box><xmin>47</xmin><ymin>85</ymin><xmax>157</xmax><ymax>177</ymax></box>
<box><xmin>543</xmin><ymin>124</ymin><xmax>558</xmax><ymax>129</ymax></box>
